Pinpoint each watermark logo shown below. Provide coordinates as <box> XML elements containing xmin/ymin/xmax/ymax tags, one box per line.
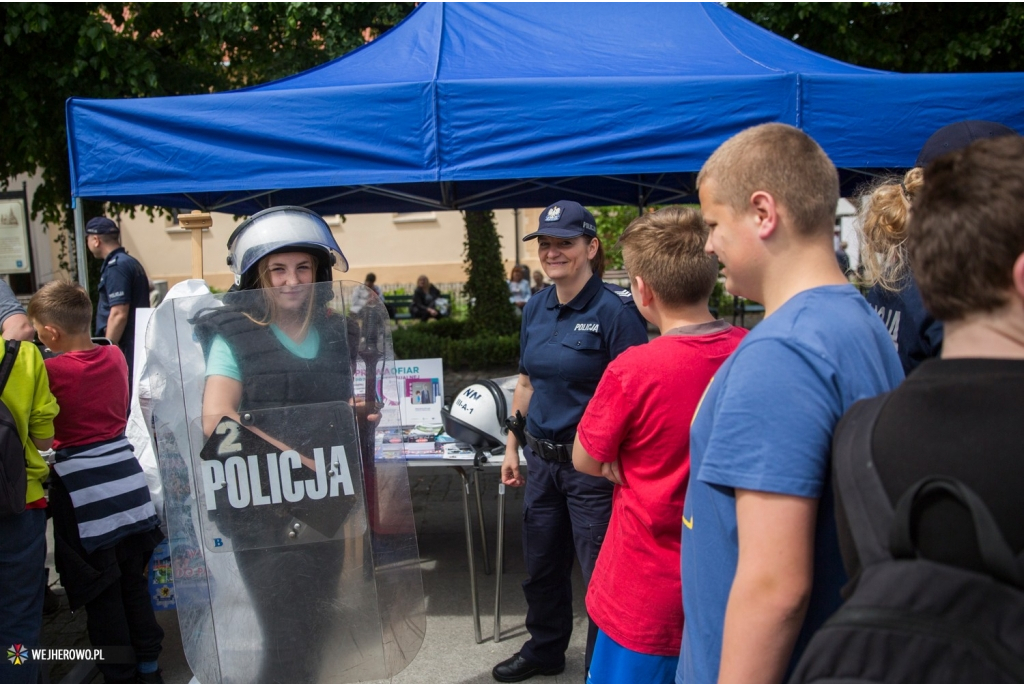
<box><xmin>6</xmin><ymin>646</ymin><xmax>126</xmax><ymax>664</ymax></box>
<box><xmin>7</xmin><ymin>644</ymin><xmax>29</xmax><ymax>666</ymax></box>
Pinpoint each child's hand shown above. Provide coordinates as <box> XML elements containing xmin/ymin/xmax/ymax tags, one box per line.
<box><xmin>601</xmin><ymin>459</ymin><xmax>624</xmax><ymax>486</ymax></box>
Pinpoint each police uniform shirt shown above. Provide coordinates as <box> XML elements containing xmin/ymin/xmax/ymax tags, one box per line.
<box><xmin>519</xmin><ymin>272</ymin><xmax>648</xmax><ymax>444</ymax></box>
<box><xmin>96</xmin><ymin>247</ymin><xmax>150</xmax><ymax>348</ymax></box>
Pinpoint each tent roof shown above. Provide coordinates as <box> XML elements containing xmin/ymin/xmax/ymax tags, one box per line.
<box><xmin>66</xmin><ymin>2</ymin><xmax>1024</xmax><ymax>215</ymax></box>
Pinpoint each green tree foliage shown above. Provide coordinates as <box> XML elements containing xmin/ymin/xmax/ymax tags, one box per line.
<box><xmin>729</xmin><ymin>3</ymin><xmax>1024</xmax><ymax>73</ymax></box>
<box><xmin>1</xmin><ymin>2</ymin><xmax>414</xmax><ymax>271</ymax></box>
<box><xmin>462</xmin><ymin>210</ymin><xmax>518</xmax><ymax>336</ymax></box>
<box><xmin>589</xmin><ymin>205</ymin><xmax>642</xmax><ymax>271</ymax></box>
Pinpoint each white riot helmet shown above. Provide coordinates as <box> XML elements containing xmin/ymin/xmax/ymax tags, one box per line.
<box><xmin>226</xmin><ymin>206</ymin><xmax>348</xmax><ymax>289</ymax></box>
<box><xmin>441</xmin><ymin>376</ymin><xmax>517</xmax><ymax>450</ymax></box>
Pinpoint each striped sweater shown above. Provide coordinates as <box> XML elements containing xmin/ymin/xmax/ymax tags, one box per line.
<box><xmin>53</xmin><ymin>435</ymin><xmax>159</xmax><ymax>554</ymax></box>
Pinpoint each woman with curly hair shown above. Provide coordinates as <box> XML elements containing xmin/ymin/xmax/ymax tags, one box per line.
<box><xmin>858</xmin><ymin>120</ymin><xmax>1015</xmax><ymax>375</ymax></box>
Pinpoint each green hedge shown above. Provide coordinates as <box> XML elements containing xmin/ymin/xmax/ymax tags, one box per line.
<box><xmin>392</xmin><ymin>319</ymin><xmax>519</xmax><ymax>370</ymax></box>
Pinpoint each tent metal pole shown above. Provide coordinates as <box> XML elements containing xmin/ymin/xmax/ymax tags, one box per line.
<box><xmin>513</xmin><ymin>209</ymin><xmax>520</xmax><ymax>265</ymax></box>
<box><xmin>598</xmin><ymin>175</ymin><xmax>694</xmax><ymax>198</ymax></box>
<box><xmin>288</xmin><ymin>187</ymin><xmax>366</xmax><ymax>213</ymax></box>
<box><xmin>73</xmin><ymin>200</ymin><xmax>88</xmax><ymax>288</ymax></box>
<box><xmin>457</xmin><ymin>179</ymin><xmax>547</xmax><ymax>205</ymax></box>
<box><xmin>357</xmin><ymin>185</ymin><xmax>449</xmax><ymax>210</ymax></box>
<box><xmin>460</xmin><ymin>180</ymin><xmax>627</xmax><ymax>209</ymax></box>
<box><xmin>204</xmin><ymin>189</ymin><xmax>283</xmax><ymax>212</ymax></box>
<box><xmin>528</xmin><ymin>181</ymin><xmax>624</xmax><ymax>207</ymax></box>
<box><xmin>647</xmin><ymin>190</ymin><xmax>695</xmax><ymax>206</ymax></box>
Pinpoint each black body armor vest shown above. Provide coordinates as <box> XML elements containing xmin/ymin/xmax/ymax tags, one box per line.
<box><xmin>193</xmin><ymin>304</ymin><xmax>362</xmax><ymax>545</ymax></box>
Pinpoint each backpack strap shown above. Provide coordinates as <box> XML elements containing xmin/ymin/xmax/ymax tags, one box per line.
<box><xmin>0</xmin><ymin>340</ymin><xmax>20</xmax><ymax>394</ymax></box>
<box><xmin>832</xmin><ymin>393</ymin><xmax>894</xmax><ymax>567</ymax></box>
<box><xmin>891</xmin><ymin>477</ymin><xmax>1024</xmax><ymax>591</ymax></box>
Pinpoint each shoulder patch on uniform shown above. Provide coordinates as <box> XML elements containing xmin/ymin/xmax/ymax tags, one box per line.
<box><xmin>107</xmin><ymin>256</ymin><xmax>118</xmax><ymax>265</ymax></box>
<box><xmin>602</xmin><ymin>282</ymin><xmax>634</xmax><ymax>303</ymax></box>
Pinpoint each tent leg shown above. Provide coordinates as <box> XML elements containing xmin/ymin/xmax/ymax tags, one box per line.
<box><xmin>73</xmin><ymin>201</ymin><xmax>88</xmax><ymax>289</ymax></box>
<box><xmin>458</xmin><ymin>467</ymin><xmax>483</xmax><ymax>644</ymax></box>
<box><xmin>513</xmin><ymin>208</ymin><xmax>520</xmax><ymax>266</ymax></box>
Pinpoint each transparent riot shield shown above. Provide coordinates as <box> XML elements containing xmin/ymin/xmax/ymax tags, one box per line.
<box><xmin>140</xmin><ymin>281</ymin><xmax>424</xmax><ymax>683</ymax></box>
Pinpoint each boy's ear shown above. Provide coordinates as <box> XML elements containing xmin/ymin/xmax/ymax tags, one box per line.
<box><xmin>634</xmin><ymin>276</ymin><xmax>655</xmax><ymax>308</ymax></box>
<box><xmin>43</xmin><ymin>324</ymin><xmax>62</xmax><ymax>343</ymax></box>
<box><xmin>749</xmin><ymin>190</ymin><xmax>779</xmax><ymax>240</ymax></box>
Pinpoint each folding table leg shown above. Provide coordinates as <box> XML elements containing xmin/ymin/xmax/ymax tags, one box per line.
<box><xmin>473</xmin><ymin>471</ymin><xmax>491</xmax><ymax>575</ymax></box>
<box><xmin>457</xmin><ymin>467</ymin><xmax>483</xmax><ymax>644</ymax></box>
<box><xmin>493</xmin><ymin>482</ymin><xmax>506</xmax><ymax>643</ymax></box>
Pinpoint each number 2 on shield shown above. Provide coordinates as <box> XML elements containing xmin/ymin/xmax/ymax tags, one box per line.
<box><xmin>216</xmin><ymin>421</ymin><xmax>243</xmax><ymax>456</ymax></box>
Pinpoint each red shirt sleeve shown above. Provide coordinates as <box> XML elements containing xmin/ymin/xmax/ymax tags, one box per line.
<box><xmin>577</xmin><ymin>361</ymin><xmax>632</xmax><ymax>464</ymax></box>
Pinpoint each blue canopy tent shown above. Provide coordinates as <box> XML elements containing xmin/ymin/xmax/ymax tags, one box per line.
<box><xmin>66</xmin><ymin>2</ymin><xmax>1024</xmax><ymax>241</ymax></box>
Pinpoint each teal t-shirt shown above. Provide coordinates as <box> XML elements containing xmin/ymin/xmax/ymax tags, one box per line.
<box><xmin>205</xmin><ymin>325</ymin><xmax>320</xmax><ymax>380</ymax></box>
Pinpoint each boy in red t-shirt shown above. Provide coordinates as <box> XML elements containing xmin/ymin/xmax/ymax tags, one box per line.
<box><xmin>572</xmin><ymin>207</ymin><xmax>746</xmax><ymax>684</ymax></box>
<box><xmin>28</xmin><ymin>280</ymin><xmax>164</xmax><ymax>683</ymax></box>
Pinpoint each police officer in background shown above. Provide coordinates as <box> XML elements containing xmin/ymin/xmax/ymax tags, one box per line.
<box><xmin>85</xmin><ymin>217</ymin><xmax>150</xmax><ymax>384</ymax></box>
<box><xmin>493</xmin><ymin>201</ymin><xmax>649</xmax><ymax>683</ymax></box>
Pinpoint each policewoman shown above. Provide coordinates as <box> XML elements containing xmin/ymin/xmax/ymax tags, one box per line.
<box><xmin>494</xmin><ymin>201</ymin><xmax>649</xmax><ymax>682</ymax></box>
<box><xmin>194</xmin><ymin>206</ymin><xmax>359</xmax><ymax>683</ymax></box>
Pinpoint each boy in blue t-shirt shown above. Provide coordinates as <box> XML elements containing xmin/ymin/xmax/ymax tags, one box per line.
<box><xmin>677</xmin><ymin>124</ymin><xmax>904</xmax><ymax>683</ymax></box>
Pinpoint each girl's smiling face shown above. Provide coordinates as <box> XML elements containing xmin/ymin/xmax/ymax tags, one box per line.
<box><xmin>264</xmin><ymin>251</ymin><xmax>315</xmax><ymax>311</ymax></box>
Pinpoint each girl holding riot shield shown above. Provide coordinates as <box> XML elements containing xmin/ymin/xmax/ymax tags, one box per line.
<box><xmin>194</xmin><ymin>207</ymin><xmax>366</xmax><ymax>683</ymax></box>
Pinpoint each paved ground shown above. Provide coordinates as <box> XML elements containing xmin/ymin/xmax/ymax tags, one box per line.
<box><xmin>41</xmin><ymin>465</ymin><xmax>589</xmax><ymax>684</ymax></box>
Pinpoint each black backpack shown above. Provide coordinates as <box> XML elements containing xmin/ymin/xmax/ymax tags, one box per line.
<box><xmin>791</xmin><ymin>396</ymin><xmax>1024</xmax><ymax>683</ymax></box>
<box><xmin>0</xmin><ymin>339</ymin><xmax>27</xmax><ymax>517</ymax></box>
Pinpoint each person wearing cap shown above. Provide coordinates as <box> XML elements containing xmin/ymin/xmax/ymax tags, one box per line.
<box><xmin>807</xmin><ymin>133</ymin><xmax>1024</xmax><ymax>683</ymax></box>
<box><xmin>858</xmin><ymin>120</ymin><xmax>1017</xmax><ymax>375</ymax></box>
<box><xmin>494</xmin><ymin>201</ymin><xmax>648</xmax><ymax>683</ymax></box>
<box><xmin>85</xmin><ymin>216</ymin><xmax>151</xmax><ymax>385</ymax></box>
<box><xmin>193</xmin><ymin>206</ymin><xmax>361</xmax><ymax>683</ymax></box>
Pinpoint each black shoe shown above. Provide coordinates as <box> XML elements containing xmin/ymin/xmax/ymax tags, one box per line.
<box><xmin>492</xmin><ymin>653</ymin><xmax>564</xmax><ymax>683</ymax></box>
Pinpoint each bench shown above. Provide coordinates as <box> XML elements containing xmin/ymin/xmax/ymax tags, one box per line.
<box><xmin>383</xmin><ymin>294</ymin><xmax>415</xmax><ymax>321</ymax></box>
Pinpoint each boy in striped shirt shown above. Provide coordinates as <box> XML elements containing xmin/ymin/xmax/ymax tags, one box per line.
<box><xmin>29</xmin><ymin>280</ymin><xmax>164</xmax><ymax>683</ymax></box>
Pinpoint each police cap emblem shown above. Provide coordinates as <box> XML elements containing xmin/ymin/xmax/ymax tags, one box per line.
<box><xmin>545</xmin><ymin>206</ymin><xmax>563</xmax><ymax>222</ymax></box>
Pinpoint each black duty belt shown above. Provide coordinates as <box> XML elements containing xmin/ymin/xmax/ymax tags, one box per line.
<box><xmin>525</xmin><ymin>431</ymin><xmax>573</xmax><ymax>463</ymax></box>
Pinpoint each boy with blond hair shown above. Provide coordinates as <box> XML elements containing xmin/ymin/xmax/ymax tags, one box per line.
<box><xmin>677</xmin><ymin>124</ymin><xmax>903</xmax><ymax>683</ymax></box>
<box><xmin>28</xmin><ymin>280</ymin><xmax>164</xmax><ymax>683</ymax></box>
<box><xmin>572</xmin><ymin>206</ymin><xmax>746</xmax><ymax>684</ymax></box>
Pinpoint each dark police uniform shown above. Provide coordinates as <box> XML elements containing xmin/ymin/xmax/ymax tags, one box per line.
<box><xmin>517</xmin><ymin>271</ymin><xmax>648</xmax><ymax>668</ymax></box>
<box><xmin>865</xmin><ymin>277</ymin><xmax>943</xmax><ymax>376</ymax></box>
<box><xmin>95</xmin><ymin>247</ymin><xmax>150</xmax><ymax>382</ymax></box>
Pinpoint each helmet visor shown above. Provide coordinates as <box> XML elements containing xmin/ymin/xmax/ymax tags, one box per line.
<box><xmin>227</xmin><ymin>206</ymin><xmax>349</xmax><ymax>281</ymax></box>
